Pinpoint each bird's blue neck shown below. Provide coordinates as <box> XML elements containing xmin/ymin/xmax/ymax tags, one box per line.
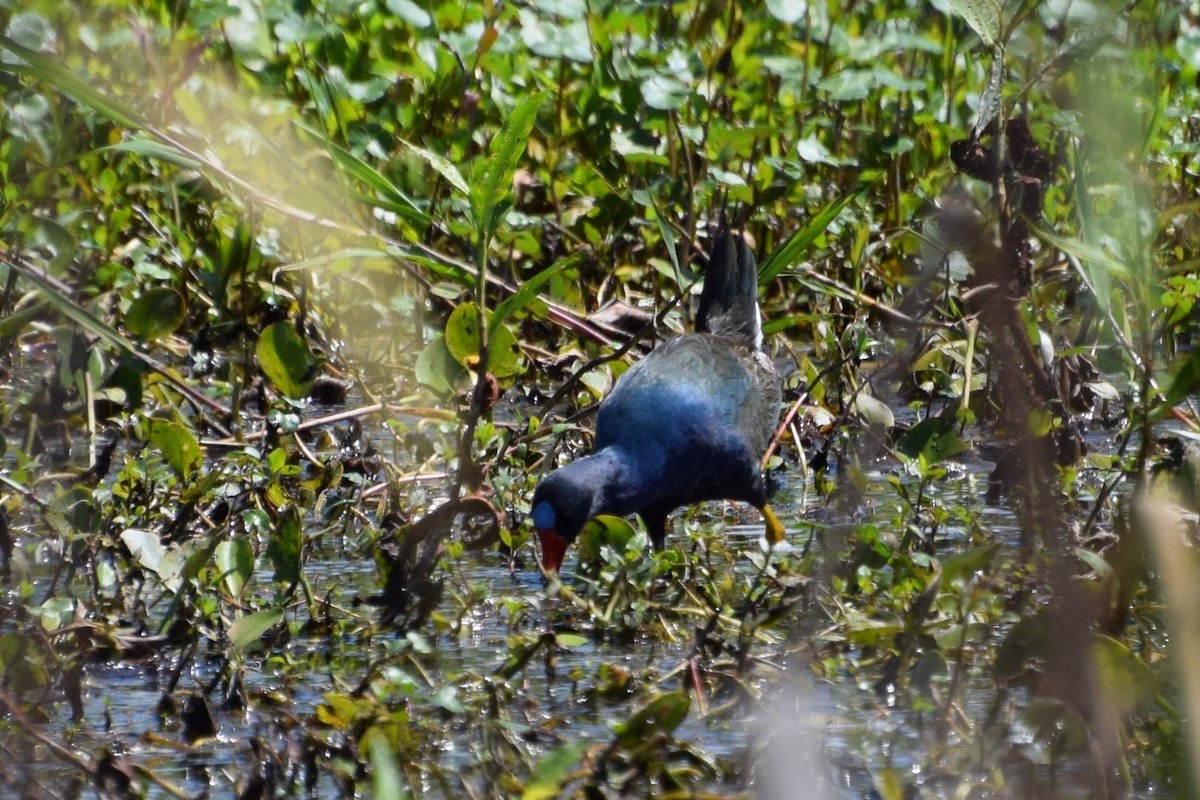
<box><xmin>563</xmin><ymin>446</ymin><xmax>665</xmax><ymax>520</ymax></box>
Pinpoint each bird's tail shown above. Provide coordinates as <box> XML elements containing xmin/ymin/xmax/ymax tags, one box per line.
<box><xmin>696</xmin><ymin>230</ymin><xmax>762</xmax><ymax>350</ymax></box>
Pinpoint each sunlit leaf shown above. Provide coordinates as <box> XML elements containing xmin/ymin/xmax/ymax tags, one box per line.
<box><xmin>765</xmin><ymin>0</ymin><xmax>805</xmax><ymax>24</ymax></box>
<box><xmin>215</xmin><ymin>538</ymin><xmax>254</xmax><ymax>597</ymax></box>
<box><xmin>415</xmin><ymin>335</ymin><xmax>464</xmax><ymax>394</ymax></box>
<box><xmin>106</xmin><ymin>137</ymin><xmax>200</xmax><ymax>169</ymax></box>
<box><xmin>149</xmin><ymin>418</ymin><xmax>203</xmax><ymax>480</ymax></box>
<box><xmin>400</xmin><ymin>138</ymin><xmax>469</xmax><ymax>195</ymax></box>
<box><xmin>472</xmin><ymin>92</ymin><xmax>547</xmax><ymax>239</ymax></box>
<box><xmin>444</xmin><ymin>302</ymin><xmax>522</xmax><ymax>378</ymax></box>
<box><xmin>852</xmin><ymin>392</ymin><xmax>894</xmax><ymax>429</ymax></box>
<box><xmin>228</xmin><ymin>608</ymin><xmax>284</xmax><ymax>653</ymax></box>
<box><xmin>121</xmin><ymin>528</ymin><xmax>184</xmax><ymax>592</ymax></box>
<box><xmin>368</xmin><ymin>731</ymin><xmax>410</xmax><ymax>800</ymax></box>
<box><xmin>385</xmin><ymin>0</ymin><xmax>432</xmax><ymax>28</ymax></box>
<box><xmin>948</xmin><ymin>0</ymin><xmax>1001</xmax><ymax>47</ymax></box>
<box><xmin>268</xmin><ymin>507</ymin><xmax>303</xmax><ymax>585</ymax></box>
<box><xmin>614</xmin><ymin>691</ymin><xmax>690</xmax><ymax>747</ymax></box>
<box><xmin>125</xmin><ymin>287</ymin><xmax>186</xmax><ymax>340</ymax></box>
<box><xmin>256</xmin><ymin>322</ymin><xmax>321</xmax><ymax>399</ymax></box>
<box><xmin>640</xmin><ymin>74</ymin><xmax>690</xmax><ymax>110</ymax></box>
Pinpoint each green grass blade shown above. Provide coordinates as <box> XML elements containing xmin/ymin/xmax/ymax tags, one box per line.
<box><xmin>489</xmin><ymin>252</ymin><xmax>581</xmax><ymax>336</ymax></box>
<box><xmin>471</xmin><ymin>92</ymin><xmax>548</xmax><ymax>239</ymax></box>
<box><xmin>294</xmin><ymin>120</ymin><xmax>430</xmax><ymax>226</ymax></box>
<box><xmin>0</xmin><ymin>36</ymin><xmax>145</xmax><ymax>129</ymax></box>
<box><xmin>757</xmin><ymin>179</ymin><xmax>874</xmax><ymax>285</ymax></box>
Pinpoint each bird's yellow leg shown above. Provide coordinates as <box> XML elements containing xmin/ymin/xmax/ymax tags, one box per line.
<box><xmin>762</xmin><ymin>504</ymin><xmax>785</xmax><ymax>545</ymax></box>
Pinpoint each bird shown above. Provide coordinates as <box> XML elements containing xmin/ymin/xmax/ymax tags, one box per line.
<box><xmin>530</xmin><ymin>229</ymin><xmax>785</xmax><ymax>573</ymax></box>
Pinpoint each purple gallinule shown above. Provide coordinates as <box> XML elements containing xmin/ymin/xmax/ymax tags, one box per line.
<box><xmin>531</xmin><ymin>231</ymin><xmax>785</xmax><ymax>573</ymax></box>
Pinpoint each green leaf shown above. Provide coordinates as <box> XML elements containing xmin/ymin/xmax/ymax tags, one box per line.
<box><xmin>614</xmin><ymin>691</ymin><xmax>690</xmax><ymax>747</ymax></box>
<box><xmin>947</xmin><ymin>0</ymin><xmax>1001</xmax><ymax>47</ymax></box>
<box><xmin>256</xmin><ymin>322</ymin><xmax>321</xmax><ymax>399</ymax></box>
<box><xmin>489</xmin><ymin>252</ymin><xmax>580</xmax><ymax>335</ymax></box>
<box><xmin>267</xmin><ymin>507</ymin><xmax>303</xmax><ymax>585</ymax></box>
<box><xmin>368</xmin><ymin>731</ymin><xmax>410</xmax><ymax>800</ymax></box>
<box><xmin>652</xmin><ymin>207</ymin><xmax>683</xmax><ymax>290</ymax></box>
<box><xmin>940</xmin><ymin>544</ymin><xmax>999</xmax><ymax>584</ymax></box>
<box><xmin>215</xmin><ymin>538</ymin><xmax>254</xmax><ymax>597</ymax></box>
<box><xmin>640</xmin><ymin>74</ymin><xmax>690</xmax><ymax>110</ymax></box>
<box><xmin>105</xmin><ymin>138</ymin><xmax>200</xmax><ymax>169</ymax></box>
<box><xmin>415</xmin><ymin>335</ymin><xmax>464</xmax><ymax>395</ymax></box>
<box><xmin>444</xmin><ymin>302</ymin><xmax>522</xmax><ymax>378</ymax></box>
<box><xmin>758</xmin><ymin>179</ymin><xmax>874</xmax><ymax>283</ymax></box>
<box><xmin>125</xmin><ymin>287</ymin><xmax>186</xmax><ymax>340</ymax></box>
<box><xmin>400</xmin><ymin>138</ymin><xmax>469</xmax><ymax>195</ymax></box>
<box><xmin>148</xmin><ymin>418</ymin><xmax>203</xmax><ymax>480</ymax></box>
<box><xmin>121</xmin><ymin>528</ymin><xmax>184</xmax><ymax>592</ymax></box>
<box><xmin>228</xmin><ymin>608</ymin><xmax>284</xmax><ymax>654</ymax></box>
<box><xmin>1164</xmin><ymin>349</ymin><xmax>1200</xmax><ymax>410</ymax></box>
<box><xmin>577</xmin><ymin>515</ymin><xmax>637</xmax><ymax>564</ymax></box>
<box><xmin>555</xmin><ymin>633</ymin><xmax>588</xmax><ymax>648</ymax></box>
<box><xmin>294</xmin><ymin>120</ymin><xmax>429</xmax><ymax>225</ymax></box>
<box><xmin>471</xmin><ymin>92</ymin><xmax>547</xmax><ymax>239</ymax></box>
<box><xmin>1092</xmin><ymin>634</ymin><xmax>1158</xmax><ymax>715</ymax></box>
<box><xmin>0</xmin><ymin>36</ymin><xmax>144</xmax><ymax>129</ymax></box>
<box><xmin>385</xmin><ymin>0</ymin><xmax>433</xmax><ymax>28</ymax></box>
<box><xmin>522</xmin><ymin>743</ymin><xmax>587</xmax><ymax>800</ymax></box>
<box><xmin>894</xmin><ymin>417</ymin><xmax>972</xmax><ymax>465</ymax></box>
<box><xmin>851</xmin><ymin>392</ymin><xmax>894</xmax><ymax>429</ymax></box>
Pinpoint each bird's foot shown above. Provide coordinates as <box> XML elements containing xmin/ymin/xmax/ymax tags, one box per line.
<box><xmin>762</xmin><ymin>504</ymin><xmax>785</xmax><ymax>545</ymax></box>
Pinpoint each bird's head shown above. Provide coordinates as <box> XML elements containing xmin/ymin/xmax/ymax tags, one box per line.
<box><xmin>530</xmin><ymin>470</ymin><xmax>595</xmax><ymax>574</ymax></box>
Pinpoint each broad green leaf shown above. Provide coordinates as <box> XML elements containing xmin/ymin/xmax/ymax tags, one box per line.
<box><xmin>444</xmin><ymin>302</ymin><xmax>521</xmax><ymax>378</ymax></box>
<box><xmin>1092</xmin><ymin>634</ymin><xmax>1158</xmax><ymax>715</ymax></box>
<box><xmin>125</xmin><ymin>287</ymin><xmax>186</xmax><ymax>340</ymax></box>
<box><xmin>948</xmin><ymin>0</ymin><xmax>1001</xmax><ymax>47</ymax></box>
<box><xmin>215</xmin><ymin>538</ymin><xmax>254</xmax><ymax>597</ymax></box>
<box><xmin>852</xmin><ymin>392</ymin><xmax>894</xmax><ymax>429</ymax></box>
<box><xmin>640</xmin><ymin>74</ymin><xmax>690</xmax><ymax>110</ymax></box>
<box><xmin>555</xmin><ymin>633</ymin><xmax>588</xmax><ymax>648</ymax></box>
<box><xmin>256</xmin><ymin>322</ymin><xmax>321</xmax><ymax>399</ymax></box>
<box><xmin>894</xmin><ymin>418</ymin><xmax>971</xmax><ymax>464</ymax></box>
<box><xmin>267</xmin><ymin>507</ymin><xmax>303</xmax><ymax>585</ymax></box>
<box><xmin>415</xmin><ymin>335</ymin><xmax>464</xmax><ymax>394</ymax></box>
<box><xmin>577</xmin><ymin>515</ymin><xmax>637</xmax><ymax>564</ymax></box>
<box><xmin>228</xmin><ymin>608</ymin><xmax>284</xmax><ymax>653</ymax></box>
<box><xmin>940</xmin><ymin>544</ymin><xmax>999</xmax><ymax>583</ymax></box>
<box><xmin>385</xmin><ymin>0</ymin><xmax>433</xmax><ymax>28</ymax></box>
<box><xmin>766</xmin><ymin>0</ymin><xmax>805</xmax><ymax>24</ymax></box>
<box><xmin>149</xmin><ymin>418</ymin><xmax>203</xmax><ymax>480</ymax></box>
<box><xmin>614</xmin><ymin>691</ymin><xmax>690</xmax><ymax>747</ymax></box>
<box><xmin>1164</xmin><ymin>349</ymin><xmax>1200</xmax><ymax>410</ymax></box>
<box><xmin>121</xmin><ymin>528</ymin><xmax>184</xmax><ymax>592</ymax></box>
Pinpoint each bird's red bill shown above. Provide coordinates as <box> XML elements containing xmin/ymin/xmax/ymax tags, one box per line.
<box><xmin>538</xmin><ymin>529</ymin><xmax>567</xmax><ymax>574</ymax></box>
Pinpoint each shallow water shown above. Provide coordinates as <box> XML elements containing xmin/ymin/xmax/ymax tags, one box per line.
<box><xmin>5</xmin><ymin>385</ymin><xmax>1153</xmax><ymax>799</ymax></box>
